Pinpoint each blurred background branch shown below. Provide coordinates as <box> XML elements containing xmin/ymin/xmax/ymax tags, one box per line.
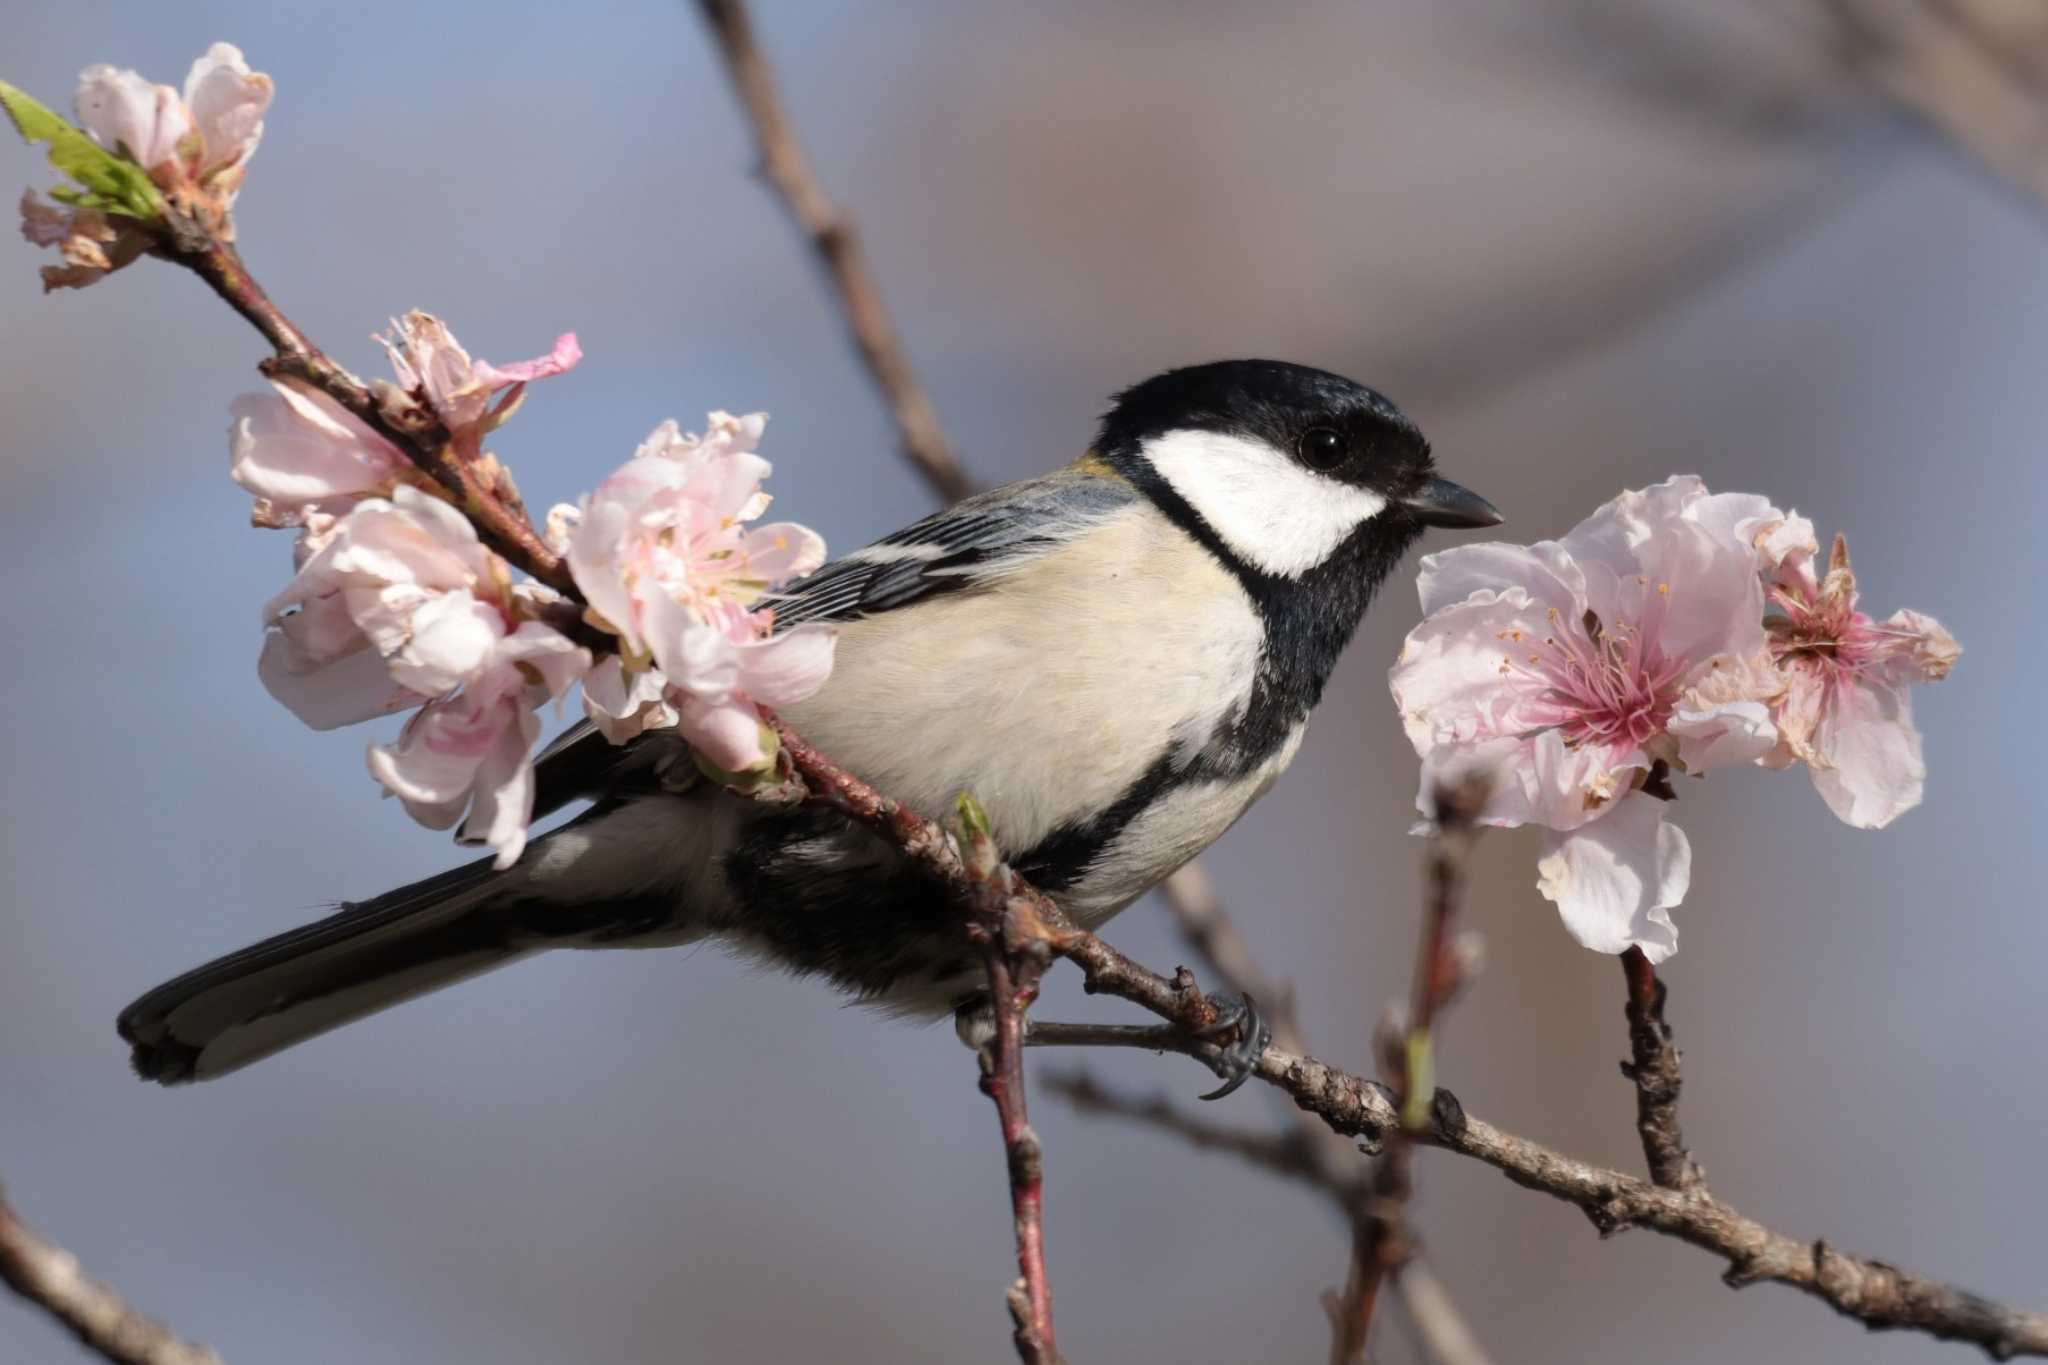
<box><xmin>0</xmin><ymin>1185</ymin><xmax>221</xmax><ymax>1365</ymax></box>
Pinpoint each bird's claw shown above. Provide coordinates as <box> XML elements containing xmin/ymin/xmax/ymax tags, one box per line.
<box><xmin>1195</xmin><ymin>992</ymin><xmax>1271</xmax><ymax>1101</ymax></box>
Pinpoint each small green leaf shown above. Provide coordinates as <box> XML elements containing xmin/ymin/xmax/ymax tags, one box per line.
<box><xmin>0</xmin><ymin>80</ymin><xmax>163</xmax><ymax>221</ymax></box>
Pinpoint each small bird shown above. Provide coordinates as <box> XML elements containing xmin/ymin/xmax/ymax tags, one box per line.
<box><xmin>118</xmin><ymin>360</ymin><xmax>1500</xmax><ymax>1084</ymax></box>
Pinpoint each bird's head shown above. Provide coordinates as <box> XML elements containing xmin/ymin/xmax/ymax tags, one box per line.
<box><xmin>1095</xmin><ymin>359</ymin><xmax>1500</xmax><ymax>587</ymax></box>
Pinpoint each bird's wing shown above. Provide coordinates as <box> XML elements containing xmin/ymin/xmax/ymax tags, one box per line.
<box><xmin>767</xmin><ymin>465</ymin><xmax>1136</xmax><ymax>626</ymax></box>
<box><xmin>529</xmin><ymin>463</ymin><xmax>1136</xmax><ymax>820</ymax></box>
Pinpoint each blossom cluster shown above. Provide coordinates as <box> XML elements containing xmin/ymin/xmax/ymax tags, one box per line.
<box><xmin>1390</xmin><ymin>477</ymin><xmax>1958</xmax><ymax>963</ymax></box>
<box><xmin>234</xmin><ymin>312</ymin><xmax>834</xmax><ymax>867</ymax></box>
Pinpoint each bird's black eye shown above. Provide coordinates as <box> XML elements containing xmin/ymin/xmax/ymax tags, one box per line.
<box><xmin>1298</xmin><ymin>427</ymin><xmax>1346</xmax><ymax>471</ymax></box>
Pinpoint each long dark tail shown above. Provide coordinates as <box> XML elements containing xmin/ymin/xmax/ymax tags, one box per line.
<box><xmin>118</xmin><ymin>855</ymin><xmax>533</xmax><ymax>1085</ymax></box>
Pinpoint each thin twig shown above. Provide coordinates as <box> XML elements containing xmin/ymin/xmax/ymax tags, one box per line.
<box><xmin>956</xmin><ymin>799</ymin><xmax>1061</xmax><ymax>1364</ymax></box>
<box><xmin>0</xmin><ymin>1185</ymin><xmax>223</xmax><ymax>1365</ymax></box>
<box><xmin>1393</xmin><ymin>1259</ymin><xmax>1495</xmax><ymax>1365</ymax></box>
<box><xmin>1618</xmin><ymin>947</ymin><xmax>1705</xmax><ymax>1191</ymax></box>
<box><xmin>1433</xmin><ymin>1110</ymin><xmax>2048</xmax><ymax>1359</ymax></box>
<box><xmin>1329</xmin><ymin>779</ymin><xmax>1486</xmax><ymax>1364</ymax></box>
<box><xmin>693</xmin><ymin>0</ymin><xmax>972</xmax><ymax>504</ymax></box>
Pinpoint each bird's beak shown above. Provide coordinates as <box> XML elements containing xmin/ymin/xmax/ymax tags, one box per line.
<box><xmin>1400</xmin><ymin>477</ymin><xmax>1504</xmax><ymax>529</ymax></box>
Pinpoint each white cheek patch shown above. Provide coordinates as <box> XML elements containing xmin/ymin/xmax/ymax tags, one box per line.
<box><xmin>1144</xmin><ymin>428</ymin><xmax>1389</xmax><ymax>579</ymax></box>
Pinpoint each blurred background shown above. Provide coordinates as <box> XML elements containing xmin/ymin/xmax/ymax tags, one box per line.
<box><xmin>3</xmin><ymin>2</ymin><xmax>2043</xmax><ymax>1361</ymax></box>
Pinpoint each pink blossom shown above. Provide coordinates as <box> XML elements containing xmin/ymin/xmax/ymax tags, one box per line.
<box><xmin>1392</xmin><ymin>477</ymin><xmax>1787</xmax><ymax>962</ymax></box>
<box><xmin>1756</xmin><ymin>523</ymin><xmax>1961</xmax><ymax>828</ymax></box>
<box><xmin>73</xmin><ymin>44</ymin><xmax>271</xmax><ymax>194</ymax></box>
<box><xmin>366</xmin><ymin>624</ymin><xmax>589</xmax><ymax>868</ymax></box>
<box><xmin>565</xmin><ymin>414</ymin><xmax>833</xmax><ymax>771</ymax></box>
<box><xmin>377</xmin><ymin>311</ymin><xmax>581</xmax><ymax>438</ymax></box>
<box><xmin>258</xmin><ymin>486</ymin><xmax>519</xmax><ymax>729</ymax></box>
<box><xmin>229</xmin><ymin>376</ymin><xmax>407</xmax><ymax>526</ymax></box>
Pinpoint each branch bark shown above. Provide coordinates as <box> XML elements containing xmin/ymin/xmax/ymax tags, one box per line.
<box><xmin>1327</xmin><ymin>780</ymin><xmax>1484</xmax><ymax>1363</ymax></box>
<box><xmin>1618</xmin><ymin>947</ymin><xmax>1705</xmax><ymax>1191</ymax></box>
<box><xmin>177</xmin><ymin>241</ymin><xmax>585</xmax><ymax>606</ymax></box>
<box><xmin>692</xmin><ymin>0</ymin><xmax>972</xmax><ymax>504</ymax></box>
<box><xmin>0</xmin><ymin>1185</ymin><xmax>223</xmax><ymax>1365</ymax></box>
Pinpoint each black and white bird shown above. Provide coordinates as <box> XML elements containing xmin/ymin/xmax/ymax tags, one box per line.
<box><xmin>118</xmin><ymin>359</ymin><xmax>1500</xmax><ymax>1084</ymax></box>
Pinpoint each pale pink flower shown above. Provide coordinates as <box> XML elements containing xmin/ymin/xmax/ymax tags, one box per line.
<box><xmin>377</xmin><ymin>311</ymin><xmax>581</xmax><ymax>438</ymax></box>
<box><xmin>229</xmin><ymin>376</ymin><xmax>407</xmax><ymax>526</ymax></box>
<box><xmin>17</xmin><ymin>190</ymin><xmax>149</xmax><ymax>291</ymax></box>
<box><xmin>566</xmin><ymin>415</ymin><xmax>833</xmax><ymax>771</ymax></box>
<box><xmin>1756</xmin><ymin>522</ymin><xmax>1961</xmax><ymax>829</ymax></box>
<box><xmin>1392</xmin><ymin>477</ymin><xmax>1788</xmax><ymax>962</ymax></box>
<box><xmin>73</xmin><ymin>63</ymin><xmax>188</xmax><ymax>174</ymax></box>
<box><xmin>367</xmin><ymin>624</ymin><xmax>589</xmax><ymax>868</ymax></box>
<box><xmin>74</xmin><ymin>44</ymin><xmax>271</xmax><ymax>197</ymax></box>
<box><xmin>258</xmin><ymin>486</ymin><xmax>521</xmax><ymax>728</ymax></box>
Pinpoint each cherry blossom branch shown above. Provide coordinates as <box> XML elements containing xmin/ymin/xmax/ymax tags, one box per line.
<box><xmin>0</xmin><ymin>1184</ymin><xmax>223</xmax><ymax>1365</ymax></box>
<box><xmin>692</xmin><ymin>0</ymin><xmax>971</xmax><ymax>504</ymax></box>
<box><xmin>1618</xmin><ymin>946</ymin><xmax>1705</xmax><ymax>1191</ymax></box>
<box><xmin>171</xmin><ymin>239</ymin><xmax>584</xmax><ymax>606</ymax></box>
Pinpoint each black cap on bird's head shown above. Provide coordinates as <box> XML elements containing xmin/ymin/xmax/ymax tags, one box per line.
<box><xmin>1095</xmin><ymin>359</ymin><xmax>1501</xmax><ymax>587</ymax></box>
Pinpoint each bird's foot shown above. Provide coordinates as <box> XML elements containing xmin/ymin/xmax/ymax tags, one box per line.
<box><xmin>1015</xmin><ymin>991</ymin><xmax>1271</xmax><ymax>1102</ymax></box>
<box><xmin>1190</xmin><ymin>991</ymin><xmax>1271</xmax><ymax>1101</ymax></box>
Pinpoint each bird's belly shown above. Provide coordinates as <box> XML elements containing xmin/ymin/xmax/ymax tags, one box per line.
<box><xmin>776</xmin><ymin>519</ymin><xmax>1266</xmax><ymax>863</ymax></box>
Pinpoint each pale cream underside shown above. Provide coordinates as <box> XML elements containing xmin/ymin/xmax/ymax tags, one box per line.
<box><xmin>777</xmin><ymin>504</ymin><xmax>1290</xmax><ymax>920</ymax></box>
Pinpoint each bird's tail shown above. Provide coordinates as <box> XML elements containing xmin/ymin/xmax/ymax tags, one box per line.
<box><xmin>118</xmin><ymin>853</ymin><xmax>535</xmax><ymax>1085</ymax></box>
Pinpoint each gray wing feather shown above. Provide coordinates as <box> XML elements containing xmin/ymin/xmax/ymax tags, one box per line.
<box><xmin>770</xmin><ymin>469</ymin><xmax>1135</xmax><ymax>626</ymax></box>
<box><xmin>530</xmin><ymin>466</ymin><xmax>1135</xmax><ymax>819</ymax></box>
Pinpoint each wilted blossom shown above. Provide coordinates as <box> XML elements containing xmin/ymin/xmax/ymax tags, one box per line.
<box><xmin>229</xmin><ymin>376</ymin><xmax>408</xmax><ymax>526</ymax></box>
<box><xmin>367</xmin><ymin>622</ymin><xmax>588</xmax><ymax>868</ymax></box>
<box><xmin>1392</xmin><ymin>477</ymin><xmax>1958</xmax><ymax>965</ymax></box>
<box><xmin>1751</xmin><ymin>517</ymin><xmax>1960</xmax><ymax>829</ymax></box>
<box><xmin>377</xmin><ymin>311</ymin><xmax>581</xmax><ymax>441</ymax></box>
<box><xmin>17</xmin><ymin>189</ymin><xmax>149</xmax><ymax>291</ymax></box>
<box><xmin>1392</xmin><ymin>478</ymin><xmax>1784</xmax><ymax>962</ymax></box>
<box><xmin>564</xmin><ymin>413</ymin><xmax>834</xmax><ymax>771</ymax></box>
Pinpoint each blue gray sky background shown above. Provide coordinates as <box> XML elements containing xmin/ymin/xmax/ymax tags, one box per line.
<box><xmin>3</xmin><ymin>3</ymin><xmax>2044</xmax><ymax>1362</ymax></box>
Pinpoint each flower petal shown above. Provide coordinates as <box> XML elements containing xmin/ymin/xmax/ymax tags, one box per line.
<box><xmin>229</xmin><ymin>377</ymin><xmax>404</xmax><ymax>520</ymax></box>
<box><xmin>676</xmin><ymin>693</ymin><xmax>768</xmax><ymax>771</ymax></box>
<box><xmin>1535</xmin><ymin>794</ymin><xmax>1689</xmax><ymax>963</ymax></box>
<box><xmin>743</xmin><ymin>522</ymin><xmax>828</xmax><ymax>585</ymax></box>
<box><xmin>1415</xmin><ymin>539</ymin><xmax>1582</xmax><ymax>618</ymax></box>
<box><xmin>1809</xmin><ymin>676</ymin><xmax>1925</xmax><ymax>829</ymax></box>
<box><xmin>737</xmin><ymin>624</ymin><xmax>837</xmax><ymax>706</ymax></box>
<box><xmin>258</xmin><ymin>632</ymin><xmax>421</xmax><ymax>730</ymax></box>
<box><xmin>181</xmin><ymin>42</ymin><xmax>272</xmax><ymax>179</ymax></box>
<box><xmin>73</xmin><ymin>64</ymin><xmax>188</xmax><ymax>171</ymax></box>
<box><xmin>470</xmin><ymin>331</ymin><xmax>582</xmax><ymax>387</ymax></box>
